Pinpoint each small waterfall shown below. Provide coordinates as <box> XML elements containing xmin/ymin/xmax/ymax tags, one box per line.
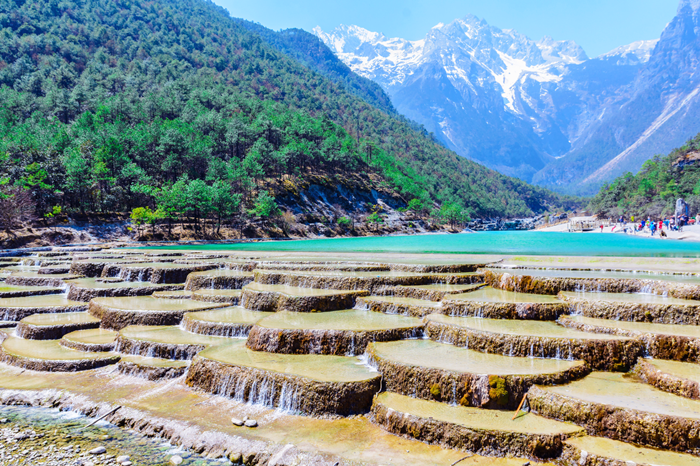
<box><xmin>346</xmin><ymin>334</ymin><xmax>356</xmax><ymax>356</ymax></box>
<box><xmin>357</xmin><ymin>352</ymin><xmax>379</xmax><ymax>372</ymax></box>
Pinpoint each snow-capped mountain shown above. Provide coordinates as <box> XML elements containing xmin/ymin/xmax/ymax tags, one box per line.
<box><xmin>534</xmin><ymin>0</ymin><xmax>700</xmax><ymax>191</ymax></box>
<box><xmin>315</xmin><ymin>2</ymin><xmax>700</xmax><ymax>193</ymax></box>
<box><xmin>314</xmin><ymin>16</ymin><xmax>614</xmax><ymax>182</ymax></box>
<box><xmin>315</xmin><ymin>17</ymin><xmax>587</xmax><ymax>114</ymax></box>
<box><xmin>598</xmin><ymin>40</ymin><xmax>658</xmax><ymax>66</ymax></box>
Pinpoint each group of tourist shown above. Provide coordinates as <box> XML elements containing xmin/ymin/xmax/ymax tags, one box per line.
<box><xmin>612</xmin><ymin>214</ymin><xmax>697</xmax><ymax>236</ymax></box>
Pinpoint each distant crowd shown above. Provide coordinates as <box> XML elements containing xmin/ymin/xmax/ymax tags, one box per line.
<box><xmin>609</xmin><ymin>215</ymin><xmax>697</xmax><ymax>237</ymax></box>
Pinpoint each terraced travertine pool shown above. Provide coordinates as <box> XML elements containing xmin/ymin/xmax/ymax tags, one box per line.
<box><xmin>1</xmin><ymin>246</ymin><xmax>700</xmax><ymax>465</ymax></box>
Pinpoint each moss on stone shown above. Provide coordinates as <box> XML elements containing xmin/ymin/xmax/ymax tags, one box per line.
<box><xmin>488</xmin><ymin>375</ymin><xmax>509</xmax><ymax>407</ymax></box>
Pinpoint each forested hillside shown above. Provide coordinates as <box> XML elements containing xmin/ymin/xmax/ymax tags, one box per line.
<box><xmin>590</xmin><ymin>133</ymin><xmax>700</xmax><ymax>218</ymax></box>
<box><xmin>0</xmin><ymin>0</ymin><xmax>575</xmax><ymax>233</ymax></box>
<box><xmin>232</xmin><ymin>19</ymin><xmax>397</xmax><ymax>117</ymax></box>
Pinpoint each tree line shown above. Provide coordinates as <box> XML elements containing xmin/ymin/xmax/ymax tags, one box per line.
<box><xmin>590</xmin><ymin>132</ymin><xmax>700</xmax><ymax>218</ymax></box>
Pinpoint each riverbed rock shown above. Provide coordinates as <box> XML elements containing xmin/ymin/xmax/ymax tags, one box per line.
<box><xmin>244</xmin><ymin>419</ymin><xmax>258</xmax><ymax>428</ymax></box>
<box><xmin>231</xmin><ymin>417</ymin><xmax>244</xmax><ymax>426</ymax></box>
<box><xmin>89</xmin><ymin>446</ymin><xmax>106</xmax><ymax>455</ymax></box>
<box><xmin>169</xmin><ymin>455</ymin><xmax>183</xmax><ymax>465</ymax></box>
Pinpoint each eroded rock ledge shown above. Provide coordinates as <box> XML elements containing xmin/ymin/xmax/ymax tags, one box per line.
<box><xmin>186</xmin><ymin>357</ymin><xmax>380</xmax><ymax>417</ymax></box>
<box><xmin>246</xmin><ymin>325</ymin><xmax>423</xmax><ymax>356</ymax></box>
<box><xmin>527</xmin><ymin>385</ymin><xmax>700</xmax><ymax>455</ymax></box>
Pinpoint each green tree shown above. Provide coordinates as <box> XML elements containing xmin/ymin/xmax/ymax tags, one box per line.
<box><xmin>210</xmin><ymin>181</ymin><xmax>241</xmax><ymax>234</ymax></box>
<box><xmin>185</xmin><ymin>179</ymin><xmax>212</xmax><ymax>235</ymax></box>
<box><xmin>337</xmin><ymin>216</ymin><xmax>352</xmax><ymax>228</ymax></box>
<box><xmin>44</xmin><ymin>205</ymin><xmax>62</xmax><ymax>233</ymax></box>
<box><xmin>130</xmin><ymin>207</ymin><xmax>151</xmax><ymax>238</ymax></box>
<box><xmin>249</xmin><ymin>191</ymin><xmax>279</xmax><ymax>218</ymax></box>
<box><xmin>438</xmin><ymin>202</ymin><xmax>469</xmax><ymax>228</ymax></box>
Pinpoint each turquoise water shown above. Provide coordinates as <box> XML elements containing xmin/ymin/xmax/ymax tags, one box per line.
<box><xmin>144</xmin><ymin>232</ymin><xmax>700</xmax><ymax>257</ymax></box>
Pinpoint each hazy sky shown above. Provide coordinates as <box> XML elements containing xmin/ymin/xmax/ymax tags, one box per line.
<box><xmin>213</xmin><ymin>0</ymin><xmax>680</xmax><ymax>57</ymax></box>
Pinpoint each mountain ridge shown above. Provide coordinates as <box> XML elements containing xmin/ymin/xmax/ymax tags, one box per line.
<box><xmin>315</xmin><ymin>4</ymin><xmax>700</xmax><ymax>194</ymax></box>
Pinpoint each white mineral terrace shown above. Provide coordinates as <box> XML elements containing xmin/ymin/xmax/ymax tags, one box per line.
<box><xmin>0</xmin><ymin>247</ymin><xmax>698</xmax><ymax>465</ymax></box>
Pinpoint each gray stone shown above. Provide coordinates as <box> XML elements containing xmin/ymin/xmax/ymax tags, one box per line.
<box><xmin>231</xmin><ymin>417</ymin><xmax>244</xmax><ymax>426</ymax></box>
<box><xmin>170</xmin><ymin>455</ymin><xmax>183</xmax><ymax>465</ymax></box>
<box><xmin>244</xmin><ymin>419</ymin><xmax>258</xmax><ymax>428</ymax></box>
<box><xmin>89</xmin><ymin>446</ymin><xmax>106</xmax><ymax>455</ymax></box>
<box><xmin>116</xmin><ymin>455</ymin><xmax>130</xmax><ymax>463</ymax></box>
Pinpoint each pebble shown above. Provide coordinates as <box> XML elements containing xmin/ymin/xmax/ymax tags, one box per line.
<box><xmin>170</xmin><ymin>455</ymin><xmax>183</xmax><ymax>465</ymax></box>
<box><xmin>122</xmin><ymin>462</ymin><xmax>133</xmax><ymax>466</ymax></box>
<box><xmin>231</xmin><ymin>417</ymin><xmax>244</xmax><ymax>426</ymax></box>
<box><xmin>90</xmin><ymin>446</ymin><xmax>107</xmax><ymax>455</ymax></box>
<box><xmin>244</xmin><ymin>419</ymin><xmax>258</xmax><ymax>428</ymax></box>
<box><xmin>117</xmin><ymin>454</ymin><xmax>131</xmax><ymax>463</ymax></box>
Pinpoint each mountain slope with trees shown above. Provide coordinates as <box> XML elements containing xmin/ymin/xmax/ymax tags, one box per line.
<box><xmin>0</xmin><ymin>0</ymin><xmax>576</xmax><ymax>241</ymax></box>
<box><xmin>589</xmin><ymin>133</ymin><xmax>700</xmax><ymax>218</ymax></box>
<box><xmin>231</xmin><ymin>19</ymin><xmax>397</xmax><ymax>117</ymax></box>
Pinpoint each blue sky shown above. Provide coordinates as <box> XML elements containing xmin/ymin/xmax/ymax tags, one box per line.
<box><xmin>214</xmin><ymin>0</ymin><xmax>679</xmax><ymax>57</ymax></box>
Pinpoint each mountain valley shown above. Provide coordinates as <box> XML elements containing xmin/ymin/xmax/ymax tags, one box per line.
<box><xmin>315</xmin><ymin>0</ymin><xmax>700</xmax><ymax>194</ymax></box>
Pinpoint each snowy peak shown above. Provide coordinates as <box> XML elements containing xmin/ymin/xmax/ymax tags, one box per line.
<box><xmin>312</xmin><ymin>24</ymin><xmax>424</xmax><ymax>91</ymax></box>
<box><xmin>312</xmin><ymin>24</ymin><xmax>388</xmax><ymax>55</ymax></box>
<box><xmin>313</xmin><ymin>15</ymin><xmax>586</xmax><ymax>110</ymax></box>
<box><xmin>537</xmin><ymin>36</ymin><xmax>588</xmax><ymax>64</ymax></box>
<box><xmin>678</xmin><ymin>0</ymin><xmax>700</xmax><ymax>14</ymax></box>
<box><xmin>598</xmin><ymin>40</ymin><xmax>658</xmax><ymax>65</ymax></box>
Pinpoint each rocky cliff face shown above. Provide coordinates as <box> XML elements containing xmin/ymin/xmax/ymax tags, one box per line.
<box><xmin>315</xmin><ymin>1</ymin><xmax>700</xmax><ymax>193</ymax></box>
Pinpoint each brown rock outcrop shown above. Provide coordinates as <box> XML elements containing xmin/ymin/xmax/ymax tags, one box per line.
<box><xmin>0</xmin><ymin>346</ymin><xmax>119</xmax><ymax>372</ymax></box>
<box><xmin>118</xmin><ymin>359</ymin><xmax>188</xmax><ymax>381</ymax></box>
<box><xmin>67</xmin><ymin>282</ymin><xmax>183</xmax><ymax>302</ymax></box>
<box><xmin>16</xmin><ymin>320</ymin><xmax>100</xmax><ymax>340</ymax></box>
<box><xmin>184</xmin><ymin>271</ymin><xmax>254</xmax><ymax>291</ymax></box>
<box><xmin>355</xmin><ymin>297</ymin><xmax>442</xmax><ymax>318</ymax></box>
<box><xmin>0</xmin><ymin>303</ymin><xmax>88</xmax><ymax>322</ymax></box>
<box><xmin>116</xmin><ymin>335</ymin><xmax>207</xmax><ymax>360</ymax></box>
<box><xmin>485</xmin><ymin>270</ymin><xmax>700</xmax><ymax>300</ymax></box>
<box><xmin>181</xmin><ymin>314</ymin><xmax>253</xmax><ymax>337</ymax></box>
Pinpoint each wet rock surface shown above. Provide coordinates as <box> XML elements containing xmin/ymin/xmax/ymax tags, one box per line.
<box><xmin>246</xmin><ymin>323</ymin><xmax>423</xmax><ymax>356</ymax></box>
<box><xmin>485</xmin><ymin>269</ymin><xmax>700</xmax><ymax>300</ymax></box>
<box><xmin>370</xmin><ymin>392</ymin><xmax>583</xmax><ymax>461</ymax></box>
<box><xmin>633</xmin><ymin>358</ymin><xmax>700</xmax><ymax>400</ymax></box>
<box><xmin>355</xmin><ymin>296</ymin><xmax>443</xmax><ymax>317</ymax></box>
<box><xmin>558</xmin><ymin>315</ymin><xmax>700</xmax><ymax>363</ymax></box>
<box><xmin>558</xmin><ymin>291</ymin><xmax>700</xmax><ymax>324</ymax></box>
<box><xmin>366</xmin><ymin>340</ymin><xmax>590</xmax><ymax>410</ymax></box>
<box><xmin>528</xmin><ymin>373</ymin><xmax>700</xmax><ymax>455</ymax></box>
<box><xmin>425</xmin><ymin>316</ymin><xmax>642</xmax><ymax>371</ymax></box>
<box><xmin>2</xmin><ymin>246</ymin><xmax>700</xmax><ymax>464</ymax></box>
<box><xmin>0</xmin><ymin>404</ymin><xmax>238</xmax><ymax>466</ymax></box>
